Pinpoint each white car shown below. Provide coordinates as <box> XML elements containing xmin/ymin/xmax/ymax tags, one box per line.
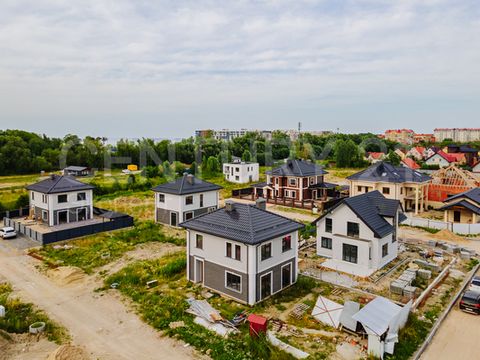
<box><xmin>0</xmin><ymin>227</ymin><xmax>17</xmax><ymax>239</ymax></box>
<box><xmin>468</xmin><ymin>276</ymin><xmax>480</xmax><ymax>293</ymax></box>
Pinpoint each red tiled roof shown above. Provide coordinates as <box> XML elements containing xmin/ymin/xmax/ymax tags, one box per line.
<box><xmin>402</xmin><ymin>158</ymin><xmax>420</xmax><ymax>169</ymax></box>
<box><xmin>435</xmin><ymin>150</ymin><xmax>466</xmax><ymax>163</ymax></box>
<box><xmin>368</xmin><ymin>152</ymin><xmax>386</xmax><ymax>159</ymax></box>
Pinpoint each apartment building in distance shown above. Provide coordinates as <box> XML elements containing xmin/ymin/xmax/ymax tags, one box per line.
<box><xmin>195</xmin><ymin>129</ymin><xmax>272</xmax><ymax>141</ymax></box>
<box><xmin>384</xmin><ymin>129</ymin><xmax>415</xmax><ymax>145</ymax></box>
<box><xmin>434</xmin><ymin>128</ymin><xmax>480</xmax><ymax>142</ymax></box>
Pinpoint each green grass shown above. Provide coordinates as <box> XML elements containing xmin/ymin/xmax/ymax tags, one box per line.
<box><xmin>399</xmin><ymin>224</ymin><xmax>440</xmax><ymax>234</ymax></box>
<box><xmin>0</xmin><ymin>283</ymin><xmax>68</xmax><ymax>344</ymax></box>
<box><xmin>203</xmin><ymin>167</ymin><xmax>267</xmax><ymax>200</ymax></box>
<box><xmin>34</xmin><ymin>221</ymin><xmax>184</xmax><ymax>274</ymax></box>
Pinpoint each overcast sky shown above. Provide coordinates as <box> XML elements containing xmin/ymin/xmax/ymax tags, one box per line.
<box><xmin>0</xmin><ymin>0</ymin><xmax>479</xmax><ymax>140</ymax></box>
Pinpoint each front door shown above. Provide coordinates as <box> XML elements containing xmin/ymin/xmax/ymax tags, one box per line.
<box><xmin>260</xmin><ymin>273</ymin><xmax>272</xmax><ymax>300</ymax></box>
<box><xmin>57</xmin><ymin>210</ymin><xmax>68</xmax><ymax>225</ymax></box>
<box><xmin>454</xmin><ymin>210</ymin><xmax>461</xmax><ymax>222</ymax></box>
<box><xmin>282</xmin><ymin>264</ymin><xmax>291</xmax><ymax>288</ymax></box>
<box><xmin>195</xmin><ymin>258</ymin><xmax>204</xmax><ymax>283</ymax></box>
<box><xmin>77</xmin><ymin>208</ymin><xmax>87</xmax><ymax>221</ymax></box>
<box><xmin>170</xmin><ymin>212</ymin><xmax>178</xmax><ymax>227</ymax></box>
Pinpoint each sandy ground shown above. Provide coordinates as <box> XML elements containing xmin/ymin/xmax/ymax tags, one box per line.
<box><xmin>0</xmin><ymin>241</ymin><xmax>197</xmax><ymax>360</ymax></box>
<box><xmin>0</xmin><ymin>334</ymin><xmax>58</xmax><ymax>360</ymax></box>
<box><xmin>420</xmin><ymin>307</ymin><xmax>479</xmax><ymax>360</ymax></box>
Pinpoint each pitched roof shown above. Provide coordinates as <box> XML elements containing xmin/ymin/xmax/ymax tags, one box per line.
<box><xmin>266</xmin><ymin>159</ymin><xmax>327</xmax><ymax>177</ymax></box>
<box><xmin>352</xmin><ymin>297</ymin><xmax>402</xmax><ymax>336</ymax></box>
<box><xmin>64</xmin><ymin>166</ymin><xmax>89</xmax><ymax>171</ymax></box>
<box><xmin>151</xmin><ymin>174</ymin><xmax>222</xmax><ymax>195</ymax></box>
<box><xmin>401</xmin><ymin>158</ymin><xmax>420</xmax><ymax>170</ymax></box>
<box><xmin>444</xmin><ymin>187</ymin><xmax>480</xmax><ymax>205</ymax></box>
<box><xmin>314</xmin><ymin>191</ymin><xmax>403</xmax><ymax>238</ymax></box>
<box><xmin>347</xmin><ymin>161</ymin><xmax>431</xmax><ymax>184</ymax></box>
<box><xmin>367</xmin><ymin>152</ymin><xmax>386</xmax><ymax>160</ymax></box>
<box><xmin>179</xmin><ymin>202</ymin><xmax>304</xmax><ymax>245</ymax></box>
<box><xmin>427</xmin><ymin>150</ymin><xmax>465</xmax><ymax>163</ymax></box>
<box><xmin>26</xmin><ymin>175</ymin><xmax>94</xmax><ymax>194</ymax></box>
<box><xmin>439</xmin><ymin>200</ymin><xmax>480</xmax><ymax>215</ymax></box>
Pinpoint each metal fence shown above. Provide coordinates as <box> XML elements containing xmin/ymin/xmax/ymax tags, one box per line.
<box><xmin>0</xmin><ymin>207</ymin><xmax>30</xmax><ymax>220</ymax></box>
<box><xmin>403</xmin><ymin>216</ymin><xmax>480</xmax><ymax>235</ymax></box>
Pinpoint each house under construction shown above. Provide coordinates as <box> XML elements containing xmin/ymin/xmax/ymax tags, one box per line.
<box><xmin>427</xmin><ymin>165</ymin><xmax>480</xmax><ymax>208</ymax></box>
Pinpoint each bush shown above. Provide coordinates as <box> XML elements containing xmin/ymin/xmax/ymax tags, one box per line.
<box><xmin>14</xmin><ymin>193</ymin><xmax>29</xmax><ymax>208</ymax></box>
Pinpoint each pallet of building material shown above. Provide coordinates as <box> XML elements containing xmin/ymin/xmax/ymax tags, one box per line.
<box><xmin>390</xmin><ymin>280</ymin><xmax>409</xmax><ymax>295</ymax></box>
<box><xmin>398</xmin><ymin>274</ymin><xmax>415</xmax><ymax>285</ymax></box>
<box><xmin>417</xmin><ymin>269</ymin><xmax>432</xmax><ymax>280</ymax></box>
<box><xmin>433</xmin><ymin>249</ymin><xmax>444</xmax><ymax>257</ymax></box>
<box><xmin>460</xmin><ymin>251</ymin><xmax>471</xmax><ymax>260</ymax></box>
<box><xmin>427</xmin><ymin>240</ymin><xmax>437</xmax><ymax>247</ymax></box>
<box><xmin>290</xmin><ymin>303</ymin><xmax>311</xmax><ymax>319</ymax></box>
<box><xmin>413</xmin><ymin>259</ymin><xmax>441</xmax><ymax>272</ymax></box>
<box><xmin>404</xmin><ymin>269</ymin><xmax>418</xmax><ymax>277</ymax></box>
<box><xmin>331</xmin><ymin>288</ymin><xmax>345</xmax><ymax>296</ymax></box>
<box><xmin>403</xmin><ymin>286</ymin><xmax>418</xmax><ymax>299</ymax></box>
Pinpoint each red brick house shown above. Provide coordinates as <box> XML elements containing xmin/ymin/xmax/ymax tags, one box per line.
<box><xmin>253</xmin><ymin>159</ymin><xmax>335</xmax><ymax>202</ymax></box>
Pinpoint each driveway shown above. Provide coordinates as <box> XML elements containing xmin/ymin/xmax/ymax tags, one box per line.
<box><xmin>0</xmin><ymin>242</ymin><xmax>196</xmax><ymax>360</ymax></box>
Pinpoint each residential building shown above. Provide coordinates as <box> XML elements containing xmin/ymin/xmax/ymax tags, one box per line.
<box><xmin>394</xmin><ymin>149</ymin><xmax>406</xmax><ymax>160</ymax></box>
<box><xmin>425</xmin><ymin>147</ymin><xmax>440</xmax><ymax>159</ymax></box>
<box><xmin>445</xmin><ymin>144</ymin><xmax>479</xmax><ymax>167</ymax></box>
<box><xmin>253</xmin><ymin>159</ymin><xmax>335</xmax><ymax>202</ymax></box>
<box><xmin>413</xmin><ymin>133</ymin><xmax>435</xmax><ymax>143</ymax></box>
<box><xmin>62</xmin><ymin>166</ymin><xmax>93</xmax><ymax>177</ymax></box>
<box><xmin>26</xmin><ymin>174</ymin><xmax>94</xmax><ymax>227</ymax></box>
<box><xmin>314</xmin><ymin>191</ymin><xmax>405</xmax><ymax>277</ymax></box>
<box><xmin>434</xmin><ymin>128</ymin><xmax>480</xmax><ymax>142</ymax></box>
<box><xmin>384</xmin><ymin>129</ymin><xmax>414</xmax><ymax>145</ymax></box>
<box><xmin>180</xmin><ymin>199</ymin><xmax>304</xmax><ymax>305</ymax></box>
<box><xmin>424</xmin><ymin>151</ymin><xmax>466</xmax><ymax>168</ymax></box>
<box><xmin>440</xmin><ymin>188</ymin><xmax>480</xmax><ymax>224</ymax></box>
<box><xmin>195</xmin><ymin>129</ymin><xmax>272</xmax><ymax>141</ymax></box>
<box><xmin>401</xmin><ymin>158</ymin><xmax>420</xmax><ymax>170</ymax></box>
<box><xmin>223</xmin><ymin>160</ymin><xmax>259</xmax><ymax>184</ymax></box>
<box><xmin>152</xmin><ymin>174</ymin><xmax>222</xmax><ymax>227</ymax></box>
<box><xmin>366</xmin><ymin>152</ymin><xmax>386</xmax><ymax>164</ymax></box>
<box><xmin>406</xmin><ymin>146</ymin><xmax>426</xmax><ymax>161</ymax></box>
<box><xmin>347</xmin><ymin>162</ymin><xmax>431</xmax><ymax>214</ymax></box>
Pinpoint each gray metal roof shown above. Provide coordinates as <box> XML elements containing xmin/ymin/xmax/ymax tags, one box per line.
<box><xmin>315</xmin><ymin>191</ymin><xmax>403</xmax><ymax>238</ymax></box>
<box><xmin>445</xmin><ymin>188</ymin><xmax>480</xmax><ymax>205</ymax></box>
<box><xmin>352</xmin><ymin>296</ymin><xmax>402</xmax><ymax>336</ymax></box>
<box><xmin>151</xmin><ymin>174</ymin><xmax>222</xmax><ymax>195</ymax></box>
<box><xmin>347</xmin><ymin>161</ymin><xmax>431</xmax><ymax>183</ymax></box>
<box><xmin>440</xmin><ymin>200</ymin><xmax>480</xmax><ymax>215</ymax></box>
<box><xmin>26</xmin><ymin>175</ymin><xmax>94</xmax><ymax>194</ymax></box>
<box><xmin>64</xmin><ymin>166</ymin><xmax>89</xmax><ymax>171</ymax></box>
<box><xmin>266</xmin><ymin>159</ymin><xmax>327</xmax><ymax>177</ymax></box>
<box><xmin>179</xmin><ymin>202</ymin><xmax>304</xmax><ymax>245</ymax></box>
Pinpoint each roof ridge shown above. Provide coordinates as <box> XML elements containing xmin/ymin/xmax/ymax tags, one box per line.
<box><xmin>247</xmin><ymin>205</ymin><xmax>256</xmax><ymax>243</ymax></box>
<box><xmin>47</xmin><ymin>175</ymin><xmax>64</xmax><ymax>193</ymax></box>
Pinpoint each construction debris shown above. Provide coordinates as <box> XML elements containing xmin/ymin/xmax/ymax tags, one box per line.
<box><xmin>267</xmin><ymin>331</ymin><xmax>310</xmax><ymax>359</ymax></box>
<box><xmin>290</xmin><ymin>303</ymin><xmax>310</xmax><ymax>319</ymax></box>
<box><xmin>186</xmin><ymin>298</ymin><xmax>238</xmax><ymax>336</ymax></box>
<box><xmin>311</xmin><ymin>296</ymin><xmax>343</xmax><ymax>329</ymax></box>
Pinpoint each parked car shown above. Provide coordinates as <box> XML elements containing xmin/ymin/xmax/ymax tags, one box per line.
<box><xmin>468</xmin><ymin>276</ymin><xmax>480</xmax><ymax>293</ymax></box>
<box><xmin>0</xmin><ymin>227</ymin><xmax>17</xmax><ymax>239</ymax></box>
<box><xmin>459</xmin><ymin>290</ymin><xmax>480</xmax><ymax>315</ymax></box>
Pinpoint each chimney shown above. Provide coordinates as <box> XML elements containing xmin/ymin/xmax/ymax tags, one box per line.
<box><xmin>186</xmin><ymin>174</ymin><xmax>194</xmax><ymax>185</ymax></box>
<box><xmin>256</xmin><ymin>197</ymin><xmax>267</xmax><ymax>210</ymax></box>
<box><xmin>50</xmin><ymin>173</ymin><xmax>57</xmax><ymax>180</ymax></box>
<box><xmin>287</xmin><ymin>159</ymin><xmax>294</xmax><ymax>168</ymax></box>
<box><xmin>225</xmin><ymin>200</ymin><xmax>235</xmax><ymax>212</ymax></box>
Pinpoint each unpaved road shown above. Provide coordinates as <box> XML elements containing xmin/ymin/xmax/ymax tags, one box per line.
<box><xmin>421</xmin><ymin>307</ymin><xmax>479</xmax><ymax>360</ymax></box>
<box><xmin>0</xmin><ymin>241</ymin><xmax>196</xmax><ymax>360</ymax></box>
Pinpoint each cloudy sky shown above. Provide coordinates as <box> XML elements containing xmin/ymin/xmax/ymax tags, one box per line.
<box><xmin>0</xmin><ymin>0</ymin><xmax>479</xmax><ymax>139</ymax></box>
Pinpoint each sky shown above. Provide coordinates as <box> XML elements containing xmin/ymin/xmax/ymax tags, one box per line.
<box><xmin>0</xmin><ymin>0</ymin><xmax>479</xmax><ymax>140</ymax></box>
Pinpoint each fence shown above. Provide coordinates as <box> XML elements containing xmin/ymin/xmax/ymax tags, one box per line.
<box><xmin>403</xmin><ymin>216</ymin><xmax>480</xmax><ymax>235</ymax></box>
<box><xmin>0</xmin><ymin>207</ymin><xmax>30</xmax><ymax>220</ymax></box>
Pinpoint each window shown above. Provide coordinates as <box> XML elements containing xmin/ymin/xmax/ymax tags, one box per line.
<box><xmin>195</xmin><ymin>234</ymin><xmax>203</xmax><ymax>249</ymax></box>
<box><xmin>77</xmin><ymin>192</ymin><xmax>86</xmax><ymax>201</ymax></box>
<box><xmin>159</xmin><ymin>194</ymin><xmax>165</xmax><ymax>203</ymax></box>
<box><xmin>321</xmin><ymin>237</ymin><xmax>332</xmax><ymax>249</ymax></box>
<box><xmin>382</xmin><ymin>187</ymin><xmax>390</xmax><ymax>195</ymax></box>
<box><xmin>235</xmin><ymin>167</ymin><xmax>240</xmax><ymax>172</ymax></box>
<box><xmin>400</xmin><ymin>188</ymin><xmax>403</xmax><ymax>195</ymax></box>
<box><xmin>42</xmin><ymin>194</ymin><xmax>47</xmax><ymax>203</ymax></box>
<box><xmin>347</xmin><ymin>222</ymin><xmax>359</xmax><ymax>238</ymax></box>
<box><xmin>184</xmin><ymin>212</ymin><xmax>193</xmax><ymax>221</ymax></box>
<box><xmin>235</xmin><ymin>244</ymin><xmax>241</xmax><ymax>261</ymax></box>
<box><xmin>343</xmin><ymin>244</ymin><xmax>358</xmax><ymax>263</ymax></box>
<box><xmin>235</xmin><ymin>176</ymin><xmax>239</xmax><ymax>181</ymax></box>
<box><xmin>185</xmin><ymin>195</ymin><xmax>193</xmax><ymax>205</ymax></box>
<box><xmin>261</xmin><ymin>243</ymin><xmax>272</xmax><ymax>261</ymax></box>
<box><xmin>282</xmin><ymin>235</ymin><xmax>292</xmax><ymax>252</ymax></box>
<box><xmin>31</xmin><ymin>192</ymin><xmax>34</xmax><ymax>200</ymax></box>
<box><xmin>325</xmin><ymin>218</ymin><xmax>332</xmax><ymax>233</ymax></box>
<box><xmin>291</xmin><ymin>191</ymin><xmax>296</xmax><ymax>198</ymax></box>
<box><xmin>226</xmin><ymin>242</ymin><xmax>232</xmax><ymax>258</ymax></box>
<box><xmin>310</xmin><ymin>177</ymin><xmax>315</xmax><ymax>185</ymax></box>
<box><xmin>42</xmin><ymin>210</ymin><xmax>47</xmax><ymax>221</ymax></box>
<box><xmin>57</xmin><ymin>194</ymin><xmax>68</xmax><ymax>203</ymax></box>
<box><xmin>289</xmin><ymin>178</ymin><xmax>297</xmax><ymax>186</ymax></box>
<box><xmin>382</xmin><ymin>243</ymin><xmax>389</xmax><ymax>257</ymax></box>
<box><xmin>275</xmin><ymin>178</ymin><xmax>279</xmax><ymax>185</ymax></box>
<box><xmin>200</xmin><ymin>194</ymin><xmax>204</xmax><ymax>207</ymax></box>
<box><xmin>357</xmin><ymin>186</ymin><xmax>362</xmax><ymax>192</ymax></box>
<box><xmin>225</xmin><ymin>272</ymin><xmax>241</xmax><ymax>292</ymax></box>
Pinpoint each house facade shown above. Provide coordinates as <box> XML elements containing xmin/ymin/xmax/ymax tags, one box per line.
<box><xmin>253</xmin><ymin>159</ymin><xmax>334</xmax><ymax>202</ymax></box>
<box><xmin>181</xmin><ymin>200</ymin><xmax>304</xmax><ymax>305</ymax></box>
<box><xmin>223</xmin><ymin>160</ymin><xmax>259</xmax><ymax>184</ymax></box>
<box><xmin>315</xmin><ymin>191</ymin><xmax>405</xmax><ymax>277</ymax></box>
<box><xmin>440</xmin><ymin>188</ymin><xmax>480</xmax><ymax>224</ymax></box>
<box><xmin>347</xmin><ymin>162</ymin><xmax>431</xmax><ymax>214</ymax></box>
<box><xmin>62</xmin><ymin>166</ymin><xmax>93</xmax><ymax>177</ymax></box>
<box><xmin>366</xmin><ymin>152</ymin><xmax>386</xmax><ymax>164</ymax></box>
<box><xmin>26</xmin><ymin>175</ymin><xmax>94</xmax><ymax>227</ymax></box>
<box><xmin>425</xmin><ymin>151</ymin><xmax>466</xmax><ymax>168</ymax></box>
<box><xmin>406</xmin><ymin>147</ymin><xmax>426</xmax><ymax>161</ymax></box>
<box><xmin>152</xmin><ymin>174</ymin><xmax>222</xmax><ymax>227</ymax></box>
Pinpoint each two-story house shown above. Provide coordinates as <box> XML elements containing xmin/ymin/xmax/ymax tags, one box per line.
<box><xmin>314</xmin><ymin>191</ymin><xmax>406</xmax><ymax>277</ymax></box>
<box><xmin>223</xmin><ymin>159</ymin><xmax>259</xmax><ymax>184</ymax></box>
<box><xmin>347</xmin><ymin>161</ymin><xmax>431</xmax><ymax>214</ymax></box>
<box><xmin>180</xmin><ymin>199</ymin><xmax>304</xmax><ymax>305</ymax></box>
<box><xmin>26</xmin><ymin>174</ymin><xmax>95</xmax><ymax>226</ymax></box>
<box><xmin>253</xmin><ymin>159</ymin><xmax>334</xmax><ymax>202</ymax></box>
<box><xmin>152</xmin><ymin>174</ymin><xmax>222</xmax><ymax>227</ymax></box>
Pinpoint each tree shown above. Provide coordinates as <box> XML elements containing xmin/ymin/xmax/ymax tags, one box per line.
<box><xmin>242</xmin><ymin>150</ymin><xmax>252</xmax><ymax>162</ymax></box>
<box><xmin>385</xmin><ymin>150</ymin><xmax>401</xmax><ymax>166</ymax></box>
<box><xmin>335</xmin><ymin>139</ymin><xmax>361</xmax><ymax>168</ymax></box>
<box><xmin>205</xmin><ymin>156</ymin><xmax>220</xmax><ymax>176</ymax></box>
<box><xmin>14</xmin><ymin>193</ymin><xmax>29</xmax><ymax>208</ymax></box>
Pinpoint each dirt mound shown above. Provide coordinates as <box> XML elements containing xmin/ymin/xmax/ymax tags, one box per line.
<box><xmin>431</xmin><ymin>229</ymin><xmax>467</xmax><ymax>243</ymax></box>
<box><xmin>47</xmin><ymin>266</ymin><xmax>86</xmax><ymax>286</ymax></box>
<box><xmin>47</xmin><ymin>345</ymin><xmax>90</xmax><ymax>360</ymax></box>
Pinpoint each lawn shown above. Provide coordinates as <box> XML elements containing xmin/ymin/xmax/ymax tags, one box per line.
<box><xmin>33</xmin><ymin>221</ymin><xmax>185</xmax><ymax>274</ymax></box>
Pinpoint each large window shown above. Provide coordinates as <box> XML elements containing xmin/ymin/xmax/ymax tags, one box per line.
<box><xmin>57</xmin><ymin>194</ymin><xmax>68</xmax><ymax>203</ymax></box>
<box><xmin>325</xmin><ymin>218</ymin><xmax>332</xmax><ymax>233</ymax></box>
<box><xmin>382</xmin><ymin>187</ymin><xmax>390</xmax><ymax>195</ymax></box>
<box><xmin>347</xmin><ymin>222</ymin><xmax>360</xmax><ymax>238</ymax></box>
<box><xmin>31</xmin><ymin>192</ymin><xmax>34</xmax><ymax>200</ymax></box>
<box><xmin>225</xmin><ymin>272</ymin><xmax>241</xmax><ymax>292</ymax></box>
<box><xmin>343</xmin><ymin>244</ymin><xmax>358</xmax><ymax>263</ymax></box>
<box><xmin>185</xmin><ymin>196</ymin><xmax>193</xmax><ymax>205</ymax></box>
<box><xmin>200</xmin><ymin>194</ymin><xmax>204</xmax><ymax>207</ymax></box>
<box><xmin>195</xmin><ymin>234</ymin><xmax>203</xmax><ymax>249</ymax></box>
<box><xmin>382</xmin><ymin>243</ymin><xmax>389</xmax><ymax>257</ymax></box>
<box><xmin>184</xmin><ymin>212</ymin><xmax>193</xmax><ymax>221</ymax></box>
<box><xmin>261</xmin><ymin>243</ymin><xmax>272</xmax><ymax>261</ymax></box>
<box><xmin>282</xmin><ymin>236</ymin><xmax>292</xmax><ymax>252</ymax></box>
<box><xmin>321</xmin><ymin>237</ymin><xmax>332</xmax><ymax>249</ymax></box>
<box><xmin>289</xmin><ymin>178</ymin><xmax>297</xmax><ymax>186</ymax></box>
<box><xmin>77</xmin><ymin>192</ymin><xmax>86</xmax><ymax>201</ymax></box>
<box><xmin>159</xmin><ymin>194</ymin><xmax>165</xmax><ymax>203</ymax></box>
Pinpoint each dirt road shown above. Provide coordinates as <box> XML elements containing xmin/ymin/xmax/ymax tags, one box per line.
<box><xmin>0</xmin><ymin>243</ymin><xmax>196</xmax><ymax>360</ymax></box>
<box><xmin>420</xmin><ymin>307</ymin><xmax>479</xmax><ymax>360</ymax></box>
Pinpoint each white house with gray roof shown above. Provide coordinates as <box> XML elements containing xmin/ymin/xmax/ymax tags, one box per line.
<box><xmin>180</xmin><ymin>199</ymin><xmax>304</xmax><ymax>305</ymax></box>
<box><xmin>152</xmin><ymin>174</ymin><xmax>222</xmax><ymax>227</ymax></box>
<box><xmin>315</xmin><ymin>191</ymin><xmax>405</xmax><ymax>277</ymax></box>
<box><xmin>26</xmin><ymin>174</ymin><xmax>94</xmax><ymax>227</ymax></box>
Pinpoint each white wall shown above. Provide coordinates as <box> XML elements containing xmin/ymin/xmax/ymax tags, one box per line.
<box><xmin>223</xmin><ymin>163</ymin><xmax>259</xmax><ymax>184</ymax></box>
<box><xmin>256</xmin><ymin>231</ymin><xmax>298</xmax><ymax>273</ymax></box>
<box><xmin>425</xmin><ymin>154</ymin><xmax>450</xmax><ymax>168</ymax></box>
